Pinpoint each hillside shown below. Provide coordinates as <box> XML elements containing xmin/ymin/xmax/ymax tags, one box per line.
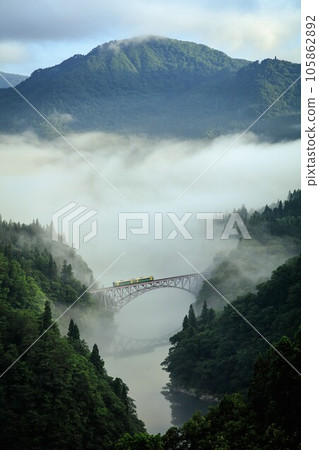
<box><xmin>0</xmin><ymin>37</ymin><xmax>300</xmax><ymax>140</ymax></box>
<box><xmin>162</xmin><ymin>255</ymin><xmax>300</xmax><ymax>396</ymax></box>
<box><xmin>0</xmin><ymin>217</ymin><xmax>145</xmax><ymax>449</ymax></box>
<box><xmin>195</xmin><ymin>190</ymin><xmax>301</xmax><ymax>312</ymax></box>
<box><xmin>0</xmin><ymin>71</ymin><xmax>28</xmax><ymax>88</ymax></box>
<box><xmin>120</xmin><ymin>332</ymin><xmax>300</xmax><ymax>449</ymax></box>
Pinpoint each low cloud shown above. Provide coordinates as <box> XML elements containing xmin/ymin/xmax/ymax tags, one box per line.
<box><xmin>0</xmin><ymin>41</ymin><xmax>29</xmax><ymax>70</ymax></box>
<box><xmin>0</xmin><ymin>131</ymin><xmax>300</xmax><ymax>285</ymax></box>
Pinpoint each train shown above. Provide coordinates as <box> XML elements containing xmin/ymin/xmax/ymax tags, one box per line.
<box><xmin>112</xmin><ymin>276</ymin><xmax>154</xmax><ymax>287</ymax></box>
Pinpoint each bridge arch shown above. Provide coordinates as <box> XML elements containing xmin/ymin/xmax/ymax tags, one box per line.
<box><xmin>89</xmin><ymin>273</ymin><xmax>205</xmax><ymax>312</ymax></box>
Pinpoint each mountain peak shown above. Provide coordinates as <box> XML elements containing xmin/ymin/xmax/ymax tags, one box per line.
<box><xmin>0</xmin><ymin>37</ymin><xmax>300</xmax><ymax>141</ymax></box>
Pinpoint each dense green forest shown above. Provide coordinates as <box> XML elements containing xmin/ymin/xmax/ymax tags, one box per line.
<box><xmin>0</xmin><ymin>190</ymin><xmax>301</xmax><ymax>448</ymax></box>
<box><xmin>116</xmin><ymin>331</ymin><xmax>300</xmax><ymax>449</ymax></box>
<box><xmin>195</xmin><ymin>189</ymin><xmax>301</xmax><ymax>311</ymax></box>
<box><xmin>162</xmin><ymin>255</ymin><xmax>300</xmax><ymax>395</ymax></box>
<box><xmin>0</xmin><ymin>218</ymin><xmax>145</xmax><ymax>449</ymax></box>
<box><xmin>0</xmin><ymin>37</ymin><xmax>300</xmax><ymax>140</ymax></box>
<box><xmin>117</xmin><ymin>254</ymin><xmax>301</xmax><ymax>448</ymax></box>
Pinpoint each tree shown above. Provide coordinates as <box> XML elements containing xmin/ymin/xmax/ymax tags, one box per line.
<box><xmin>90</xmin><ymin>343</ymin><xmax>105</xmax><ymax>375</ymax></box>
<box><xmin>182</xmin><ymin>315</ymin><xmax>189</xmax><ymax>330</ymax></box>
<box><xmin>67</xmin><ymin>319</ymin><xmax>80</xmax><ymax>341</ymax></box>
<box><xmin>61</xmin><ymin>260</ymin><xmax>73</xmax><ymax>284</ymax></box>
<box><xmin>188</xmin><ymin>305</ymin><xmax>197</xmax><ymax>329</ymax></box>
<box><xmin>39</xmin><ymin>300</ymin><xmax>58</xmax><ymax>334</ymax></box>
<box><xmin>47</xmin><ymin>254</ymin><xmax>57</xmax><ymax>279</ymax></box>
<box><xmin>200</xmin><ymin>300</ymin><xmax>208</xmax><ymax>325</ymax></box>
<box><xmin>116</xmin><ymin>432</ymin><xmax>163</xmax><ymax>450</ymax></box>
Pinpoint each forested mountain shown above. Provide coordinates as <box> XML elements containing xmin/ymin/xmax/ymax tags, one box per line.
<box><xmin>196</xmin><ymin>189</ymin><xmax>301</xmax><ymax>312</ymax></box>
<box><xmin>0</xmin><ymin>193</ymin><xmax>301</xmax><ymax>448</ymax></box>
<box><xmin>162</xmin><ymin>255</ymin><xmax>300</xmax><ymax>396</ymax></box>
<box><xmin>0</xmin><ymin>71</ymin><xmax>28</xmax><ymax>88</ymax></box>
<box><xmin>0</xmin><ymin>218</ymin><xmax>145</xmax><ymax>449</ymax></box>
<box><xmin>118</xmin><ymin>332</ymin><xmax>300</xmax><ymax>449</ymax></box>
<box><xmin>0</xmin><ymin>37</ymin><xmax>300</xmax><ymax>140</ymax></box>
<box><xmin>154</xmin><ymin>192</ymin><xmax>301</xmax><ymax>447</ymax></box>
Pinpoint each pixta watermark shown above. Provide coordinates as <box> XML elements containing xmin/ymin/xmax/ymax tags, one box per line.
<box><xmin>52</xmin><ymin>202</ymin><xmax>98</xmax><ymax>249</ymax></box>
<box><xmin>118</xmin><ymin>212</ymin><xmax>251</xmax><ymax>240</ymax></box>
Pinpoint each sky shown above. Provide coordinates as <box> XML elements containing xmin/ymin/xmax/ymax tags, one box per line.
<box><xmin>0</xmin><ymin>0</ymin><xmax>300</xmax><ymax>76</ymax></box>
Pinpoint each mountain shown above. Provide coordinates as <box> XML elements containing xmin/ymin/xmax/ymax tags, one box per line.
<box><xmin>0</xmin><ymin>217</ymin><xmax>145</xmax><ymax>448</ymax></box>
<box><xmin>195</xmin><ymin>190</ymin><xmax>301</xmax><ymax>312</ymax></box>
<box><xmin>0</xmin><ymin>37</ymin><xmax>300</xmax><ymax>140</ymax></box>
<box><xmin>162</xmin><ymin>254</ymin><xmax>300</xmax><ymax>396</ymax></box>
<box><xmin>0</xmin><ymin>71</ymin><xmax>28</xmax><ymax>88</ymax></box>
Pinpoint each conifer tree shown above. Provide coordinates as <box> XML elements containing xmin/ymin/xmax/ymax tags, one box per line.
<box><xmin>200</xmin><ymin>300</ymin><xmax>209</xmax><ymax>325</ymax></box>
<box><xmin>61</xmin><ymin>260</ymin><xmax>73</xmax><ymax>283</ymax></box>
<box><xmin>39</xmin><ymin>300</ymin><xmax>58</xmax><ymax>334</ymax></box>
<box><xmin>188</xmin><ymin>304</ymin><xmax>197</xmax><ymax>328</ymax></box>
<box><xmin>68</xmin><ymin>318</ymin><xmax>80</xmax><ymax>341</ymax></box>
<box><xmin>90</xmin><ymin>343</ymin><xmax>105</xmax><ymax>375</ymax></box>
<box><xmin>182</xmin><ymin>315</ymin><xmax>189</xmax><ymax>330</ymax></box>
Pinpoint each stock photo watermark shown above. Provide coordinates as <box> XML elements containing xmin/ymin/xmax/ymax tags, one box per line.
<box><xmin>52</xmin><ymin>202</ymin><xmax>98</xmax><ymax>249</ymax></box>
<box><xmin>51</xmin><ymin>205</ymin><xmax>251</xmax><ymax>249</ymax></box>
<box><xmin>118</xmin><ymin>212</ymin><xmax>251</xmax><ymax>240</ymax></box>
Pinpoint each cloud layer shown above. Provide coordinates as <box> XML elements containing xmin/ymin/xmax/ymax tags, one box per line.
<box><xmin>0</xmin><ymin>0</ymin><xmax>300</xmax><ymax>74</ymax></box>
<box><xmin>0</xmin><ymin>131</ymin><xmax>300</xmax><ymax>283</ymax></box>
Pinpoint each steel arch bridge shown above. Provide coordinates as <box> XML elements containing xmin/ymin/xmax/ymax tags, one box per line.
<box><xmin>89</xmin><ymin>273</ymin><xmax>205</xmax><ymax>312</ymax></box>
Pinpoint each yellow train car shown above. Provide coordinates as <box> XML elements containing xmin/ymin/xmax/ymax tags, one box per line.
<box><xmin>113</xmin><ymin>276</ymin><xmax>154</xmax><ymax>287</ymax></box>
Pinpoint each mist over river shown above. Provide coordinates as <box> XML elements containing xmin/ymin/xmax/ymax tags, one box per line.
<box><xmin>105</xmin><ymin>346</ymin><xmax>172</xmax><ymax>434</ymax></box>
<box><xmin>100</xmin><ymin>289</ymin><xmax>212</xmax><ymax>434</ymax></box>
<box><xmin>101</xmin><ymin>289</ymin><xmax>194</xmax><ymax>433</ymax></box>
<box><xmin>0</xmin><ymin>131</ymin><xmax>300</xmax><ymax>433</ymax></box>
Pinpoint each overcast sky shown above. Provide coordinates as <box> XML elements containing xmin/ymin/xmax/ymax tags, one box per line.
<box><xmin>0</xmin><ymin>0</ymin><xmax>300</xmax><ymax>75</ymax></box>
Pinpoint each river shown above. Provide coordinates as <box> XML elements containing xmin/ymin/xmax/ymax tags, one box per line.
<box><xmin>100</xmin><ymin>289</ymin><xmax>210</xmax><ymax>434</ymax></box>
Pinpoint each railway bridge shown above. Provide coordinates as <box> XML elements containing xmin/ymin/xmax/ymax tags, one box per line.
<box><xmin>89</xmin><ymin>273</ymin><xmax>205</xmax><ymax>312</ymax></box>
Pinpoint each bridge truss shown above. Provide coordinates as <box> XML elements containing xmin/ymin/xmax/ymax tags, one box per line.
<box><xmin>89</xmin><ymin>273</ymin><xmax>205</xmax><ymax>312</ymax></box>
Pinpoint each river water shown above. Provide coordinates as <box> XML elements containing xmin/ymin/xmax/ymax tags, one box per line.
<box><xmin>104</xmin><ymin>345</ymin><xmax>172</xmax><ymax>434</ymax></box>
<box><xmin>100</xmin><ymin>289</ymin><xmax>207</xmax><ymax>434</ymax></box>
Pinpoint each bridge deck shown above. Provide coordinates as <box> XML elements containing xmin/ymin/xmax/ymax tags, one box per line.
<box><xmin>89</xmin><ymin>272</ymin><xmax>205</xmax><ymax>294</ymax></box>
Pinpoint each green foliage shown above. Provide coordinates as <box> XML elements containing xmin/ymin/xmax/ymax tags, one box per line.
<box><xmin>196</xmin><ymin>190</ymin><xmax>301</xmax><ymax>311</ymax></box>
<box><xmin>0</xmin><ymin>38</ymin><xmax>300</xmax><ymax>141</ymax></box>
<box><xmin>0</xmin><ymin>219</ymin><xmax>145</xmax><ymax>448</ymax></box>
<box><xmin>0</xmin><ymin>217</ymin><xmax>110</xmax><ymax>339</ymax></box>
<box><xmin>0</xmin><ymin>303</ymin><xmax>145</xmax><ymax>449</ymax></box>
<box><xmin>147</xmin><ymin>334</ymin><xmax>301</xmax><ymax>449</ymax></box>
<box><xmin>162</xmin><ymin>255</ymin><xmax>300</xmax><ymax>396</ymax></box>
<box><xmin>126</xmin><ymin>332</ymin><xmax>300</xmax><ymax>448</ymax></box>
<box><xmin>90</xmin><ymin>343</ymin><xmax>105</xmax><ymax>375</ymax></box>
<box><xmin>115</xmin><ymin>432</ymin><xmax>163</xmax><ymax>450</ymax></box>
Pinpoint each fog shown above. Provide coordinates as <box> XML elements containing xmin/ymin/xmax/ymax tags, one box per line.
<box><xmin>0</xmin><ymin>131</ymin><xmax>300</xmax><ymax>432</ymax></box>
<box><xmin>0</xmin><ymin>131</ymin><xmax>300</xmax><ymax>280</ymax></box>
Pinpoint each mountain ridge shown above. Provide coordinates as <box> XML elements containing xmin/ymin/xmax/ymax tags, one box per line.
<box><xmin>0</xmin><ymin>71</ymin><xmax>28</xmax><ymax>89</ymax></box>
<box><xmin>0</xmin><ymin>37</ymin><xmax>300</xmax><ymax>140</ymax></box>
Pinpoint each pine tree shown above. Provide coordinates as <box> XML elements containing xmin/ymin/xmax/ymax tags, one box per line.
<box><xmin>40</xmin><ymin>300</ymin><xmax>52</xmax><ymax>331</ymax></box>
<box><xmin>90</xmin><ymin>343</ymin><xmax>105</xmax><ymax>375</ymax></box>
<box><xmin>61</xmin><ymin>260</ymin><xmax>73</xmax><ymax>283</ymax></box>
<box><xmin>39</xmin><ymin>300</ymin><xmax>58</xmax><ymax>334</ymax></box>
<box><xmin>200</xmin><ymin>300</ymin><xmax>209</xmax><ymax>325</ymax></box>
<box><xmin>182</xmin><ymin>315</ymin><xmax>189</xmax><ymax>330</ymax></box>
<box><xmin>67</xmin><ymin>319</ymin><xmax>80</xmax><ymax>341</ymax></box>
<box><xmin>208</xmin><ymin>308</ymin><xmax>216</xmax><ymax>323</ymax></box>
<box><xmin>188</xmin><ymin>305</ymin><xmax>197</xmax><ymax>329</ymax></box>
<box><xmin>48</xmin><ymin>254</ymin><xmax>57</xmax><ymax>279</ymax></box>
